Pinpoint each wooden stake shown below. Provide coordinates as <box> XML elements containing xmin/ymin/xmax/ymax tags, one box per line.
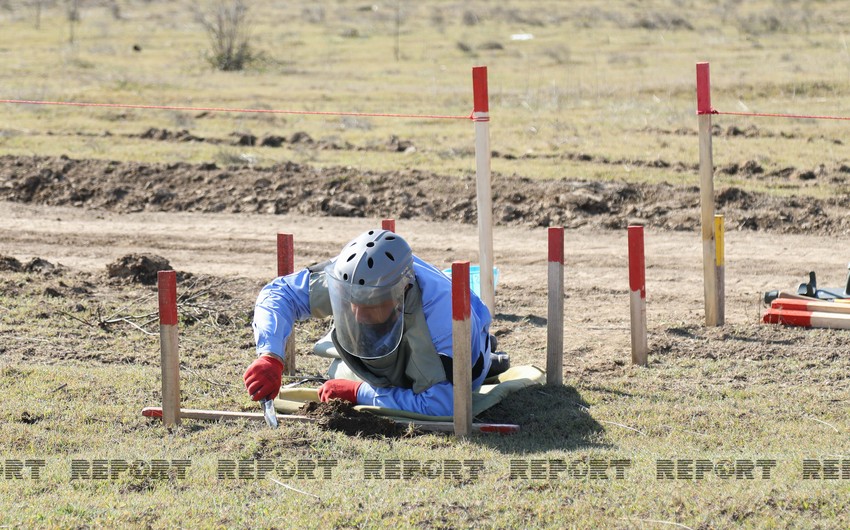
<box><xmin>141</xmin><ymin>407</ymin><xmax>520</xmax><ymax>434</ymax></box>
<box><xmin>697</xmin><ymin>62</ymin><xmax>719</xmax><ymax>327</ymax></box>
<box><xmin>157</xmin><ymin>270</ymin><xmax>181</xmax><ymax>427</ymax></box>
<box><xmin>628</xmin><ymin>226</ymin><xmax>648</xmax><ymax>366</ymax></box>
<box><xmin>277</xmin><ymin>233</ymin><xmax>296</xmax><ymax>376</ymax></box>
<box><xmin>771</xmin><ymin>298</ymin><xmax>850</xmax><ymax>315</ymax></box>
<box><xmin>763</xmin><ymin>308</ymin><xmax>850</xmax><ymax>329</ymax></box>
<box><xmin>451</xmin><ymin>261</ymin><xmax>472</xmax><ymax>437</ymax></box>
<box><xmin>472</xmin><ymin>66</ymin><xmax>496</xmax><ymax>315</ymax></box>
<box><xmin>546</xmin><ymin>227</ymin><xmax>564</xmax><ymax>385</ymax></box>
<box><xmin>715</xmin><ymin>214</ymin><xmax>725</xmax><ymax>325</ymax></box>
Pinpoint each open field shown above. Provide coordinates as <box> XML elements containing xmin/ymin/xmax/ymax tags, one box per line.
<box><xmin>2</xmin><ymin>1</ymin><xmax>850</xmax><ymax>528</ymax></box>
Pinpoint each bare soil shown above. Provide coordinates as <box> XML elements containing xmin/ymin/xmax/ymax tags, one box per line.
<box><xmin>1</xmin><ymin>153</ymin><xmax>848</xmax><ymax>398</ymax></box>
<box><xmin>2</xmin><ymin>153</ymin><xmax>850</xmax><ymax>234</ymax></box>
<box><xmin>297</xmin><ymin>399</ymin><xmax>408</xmax><ymax>438</ymax></box>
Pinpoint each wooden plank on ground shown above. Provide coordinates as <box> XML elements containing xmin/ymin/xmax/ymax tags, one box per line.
<box><xmin>762</xmin><ymin>308</ymin><xmax>850</xmax><ymax>329</ymax></box>
<box><xmin>771</xmin><ymin>299</ymin><xmax>850</xmax><ymax>315</ymax></box>
<box><xmin>141</xmin><ymin>407</ymin><xmax>520</xmax><ymax>434</ymax></box>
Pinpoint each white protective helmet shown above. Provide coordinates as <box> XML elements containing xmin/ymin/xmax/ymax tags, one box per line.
<box><xmin>325</xmin><ymin>229</ymin><xmax>414</xmax><ymax>359</ymax></box>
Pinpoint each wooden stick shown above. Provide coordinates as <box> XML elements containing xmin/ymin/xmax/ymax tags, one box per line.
<box><xmin>628</xmin><ymin>226</ymin><xmax>648</xmax><ymax>366</ymax></box>
<box><xmin>771</xmin><ymin>298</ymin><xmax>850</xmax><ymax>315</ymax></box>
<box><xmin>472</xmin><ymin>66</ymin><xmax>496</xmax><ymax>315</ymax></box>
<box><xmin>697</xmin><ymin>62</ymin><xmax>719</xmax><ymax>327</ymax></box>
<box><xmin>277</xmin><ymin>233</ymin><xmax>296</xmax><ymax>376</ymax></box>
<box><xmin>763</xmin><ymin>308</ymin><xmax>850</xmax><ymax>329</ymax></box>
<box><xmin>141</xmin><ymin>407</ymin><xmax>520</xmax><ymax>434</ymax></box>
<box><xmin>157</xmin><ymin>270</ymin><xmax>181</xmax><ymax>427</ymax></box>
<box><xmin>546</xmin><ymin>227</ymin><xmax>564</xmax><ymax>385</ymax></box>
<box><xmin>773</xmin><ymin>290</ymin><xmax>820</xmax><ymax>301</ymax></box>
<box><xmin>715</xmin><ymin>214</ymin><xmax>725</xmax><ymax>325</ymax></box>
<box><xmin>451</xmin><ymin>261</ymin><xmax>472</xmax><ymax>437</ymax></box>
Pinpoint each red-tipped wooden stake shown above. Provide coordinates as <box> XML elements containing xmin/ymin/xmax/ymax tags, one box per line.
<box><xmin>697</xmin><ymin>62</ymin><xmax>719</xmax><ymax>326</ymax></box>
<box><xmin>452</xmin><ymin>260</ymin><xmax>472</xmax><ymax>437</ymax></box>
<box><xmin>547</xmin><ymin>227</ymin><xmax>565</xmax><ymax>385</ymax></box>
<box><xmin>472</xmin><ymin>66</ymin><xmax>495</xmax><ymax>316</ymax></box>
<box><xmin>277</xmin><ymin>233</ymin><xmax>296</xmax><ymax>376</ymax></box>
<box><xmin>381</xmin><ymin>219</ymin><xmax>396</xmax><ymax>233</ymax></box>
<box><xmin>157</xmin><ymin>270</ymin><xmax>181</xmax><ymax>427</ymax></box>
<box><xmin>763</xmin><ymin>308</ymin><xmax>850</xmax><ymax>329</ymax></box>
<box><xmin>141</xmin><ymin>407</ymin><xmax>520</xmax><ymax>434</ymax></box>
<box><xmin>628</xmin><ymin>226</ymin><xmax>648</xmax><ymax>366</ymax></box>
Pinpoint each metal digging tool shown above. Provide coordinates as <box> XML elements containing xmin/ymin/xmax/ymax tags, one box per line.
<box><xmin>260</xmin><ymin>398</ymin><xmax>279</xmax><ymax>428</ymax></box>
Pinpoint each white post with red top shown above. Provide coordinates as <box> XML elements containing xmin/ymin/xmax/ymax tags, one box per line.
<box><xmin>157</xmin><ymin>270</ymin><xmax>181</xmax><ymax>427</ymax></box>
<box><xmin>277</xmin><ymin>233</ymin><xmax>296</xmax><ymax>376</ymax></box>
<box><xmin>697</xmin><ymin>62</ymin><xmax>719</xmax><ymax>327</ymax></box>
<box><xmin>628</xmin><ymin>226</ymin><xmax>648</xmax><ymax>366</ymax></box>
<box><xmin>546</xmin><ymin>227</ymin><xmax>565</xmax><ymax>385</ymax></box>
<box><xmin>472</xmin><ymin>66</ymin><xmax>495</xmax><ymax>316</ymax></box>
<box><xmin>451</xmin><ymin>260</ymin><xmax>472</xmax><ymax>437</ymax></box>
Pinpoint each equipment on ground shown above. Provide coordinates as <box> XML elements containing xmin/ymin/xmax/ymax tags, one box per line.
<box><xmin>764</xmin><ymin>265</ymin><xmax>850</xmax><ymax>304</ymax></box>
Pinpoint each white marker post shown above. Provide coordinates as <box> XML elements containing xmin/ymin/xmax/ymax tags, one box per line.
<box><xmin>157</xmin><ymin>270</ymin><xmax>181</xmax><ymax>427</ymax></box>
<box><xmin>472</xmin><ymin>66</ymin><xmax>495</xmax><ymax>316</ymax></box>
<box><xmin>277</xmin><ymin>233</ymin><xmax>296</xmax><ymax>376</ymax></box>
<box><xmin>546</xmin><ymin>227</ymin><xmax>565</xmax><ymax>385</ymax></box>
<box><xmin>628</xmin><ymin>226</ymin><xmax>648</xmax><ymax>366</ymax></box>
<box><xmin>697</xmin><ymin>62</ymin><xmax>719</xmax><ymax>327</ymax></box>
<box><xmin>452</xmin><ymin>261</ymin><xmax>472</xmax><ymax>437</ymax></box>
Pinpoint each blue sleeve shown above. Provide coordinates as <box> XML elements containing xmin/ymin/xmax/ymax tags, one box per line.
<box><xmin>356</xmin><ymin>381</ymin><xmax>454</xmax><ymax>417</ymax></box>
<box><xmin>413</xmin><ymin>257</ymin><xmax>493</xmax><ymax>390</ymax></box>
<box><xmin>252</xmin><ymin>270</ymin><xmax>313</xmax><ymax>360</ymax></box>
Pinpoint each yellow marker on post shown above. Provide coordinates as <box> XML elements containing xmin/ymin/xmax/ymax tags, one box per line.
<box><xmin>715</xmin><ymin>215</ymin><xmax>725</xmax><ymax>326</ymax></box>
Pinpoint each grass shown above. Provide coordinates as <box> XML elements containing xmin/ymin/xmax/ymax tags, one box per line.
<box><xmin>2</xmin><ymin>265</ymin><xmax>850</xmax><ymax>528</ymax></box>
<box><xmin>3</xmin><ymin>1</ymin><xmax>850</xmax><ymax>193</ymax></box>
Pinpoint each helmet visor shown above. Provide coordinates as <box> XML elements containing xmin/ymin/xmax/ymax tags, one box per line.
<box><xmin>325</xmin><ymin>262</ymin><xmax>407</xmax><ymax>359</ymax></box>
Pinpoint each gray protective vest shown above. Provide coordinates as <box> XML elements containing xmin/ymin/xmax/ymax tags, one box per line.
<box><xmin>308</xmin><ymin>269</ymin><xmax>448</xmax><ymax>394</ymax></box>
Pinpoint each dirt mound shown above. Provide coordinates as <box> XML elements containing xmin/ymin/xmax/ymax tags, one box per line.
<box><xmin>0</xmin><ymin>255</ymin><xmax>63</xmax><ymax>275</ymax></box>
<box><xmin>106</xmin><ymin>254</ymin><xmax>171</xmax><ymax>284</ymax></box>
<box><xmin>1</xmin><ymin>154</ymin><xmax>850</xmax><ymax>235</ymax></box>
<box><xmin>0</xmin><ymin>255</ymin><xmax>22</xmax><ymax>272</ymax></box>
<box><xmin>297</xmin><ymin>399</ymin><xmax>407</xmax><ymax>438</ymax></box>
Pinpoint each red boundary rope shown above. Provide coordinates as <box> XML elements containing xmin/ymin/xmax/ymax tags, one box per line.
<box><xmin>699</xmin><ymin>108</ymin><xmax>850</xmax><ymax>121</ymax></box>
<box><xmin>0</xmin><ymin>99</ymin><xmax>473</xmax><ymax>121</ymax></box>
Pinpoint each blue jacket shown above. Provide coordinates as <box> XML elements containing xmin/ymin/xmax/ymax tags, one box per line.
<box><xmin>252</xmin><ymin>256</ymin><xmax>492</xmax><ymax>416</ymax></box>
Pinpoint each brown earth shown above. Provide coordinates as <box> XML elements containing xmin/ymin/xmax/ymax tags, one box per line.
<box><xmin>2</xmin><ymin>154</ymin><xmax>850</xmax><ymax>235</ymax></box>
<box><xmin>1</xmin><ymin>153</ymin><xmax>849</xmax><ymax>406</ymax></box>
<box><xmin>297</xmin><ymin>399</ymin><xmax>409</xmax><ymax>438</ymax></box>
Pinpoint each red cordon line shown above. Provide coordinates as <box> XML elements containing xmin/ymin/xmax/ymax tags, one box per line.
<box><xmin>698</xmin><ymin>108</ymin><xmax>850</xmax><ymax>121</ymax></box>
<box><xmin>0</xmin><ymin>98</ymin><xmax>472</xmax><ymax>121</ymax></box>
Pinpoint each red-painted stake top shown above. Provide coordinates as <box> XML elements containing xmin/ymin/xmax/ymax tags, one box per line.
<box><xmin>277</xmin><ymin>233</ymin><xmax>294</xmax><ymax>277</ymax></box>
<box><xmin>548</xmin><ymin>227</ymin><xmax>564</xmax><ymax>264</ymax></box>
<box><xmin>381</xmin><ymin>219</ymin><xmax>396</xmax><ymax>233</ymax></box>
<box><xmin>627</xmin><ymin>226</ymin><xmax>646</xmax><ymax>298</ymax></box>
<box><xmin>472</xmin><ymin>66</ymin><xmax>489</xmax><ymax>114</ymax></box>
<box><xmin>157</xmin><ymin>270</ymin><xmax>178</xmax><ymax>326</ymax></box>
<box><xmin>696</xmin><ymin>62</ymin><xmax>712</xmax><ymax>114</ymax></box>
<box><xmin>452</xmin><ymin>261</ymin><xmax>471</xmax><ymax>321</ymax></box>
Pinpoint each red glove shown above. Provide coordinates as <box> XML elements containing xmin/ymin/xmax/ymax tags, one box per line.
<box><xmin>243</xmin><ymin>355</ymin><xmax>284</xmax><ymax>401</ymax></box>
<box><xmin>318</xmin><ymin>379</ymin><xmax>362</xmax><ymax>404</ymax></box>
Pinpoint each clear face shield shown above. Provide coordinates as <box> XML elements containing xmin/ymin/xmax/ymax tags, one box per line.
<box><xmin>325</xmin><ymin>262</ymin><xmax>410</xmax><ymax>360</ymax></box>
